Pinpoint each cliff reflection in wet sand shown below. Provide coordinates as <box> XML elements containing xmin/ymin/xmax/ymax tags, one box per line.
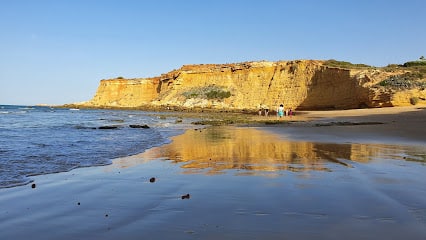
<box><xmin>127</xmin><ymin>126</ymin><xmax>409</xmax><ymax>174</ymax></box>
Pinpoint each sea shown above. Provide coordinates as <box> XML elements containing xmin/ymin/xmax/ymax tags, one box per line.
<box><xmin>0</xmin><ymin>105</ymin><xmax>194</xmax><ymax>188</ymax></box>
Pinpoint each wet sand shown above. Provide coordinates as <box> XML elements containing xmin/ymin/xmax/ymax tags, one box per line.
<box><xmin>260</xmin><ymin>105</ymin><xmax>426</xmax><ymax>146</ymax></box>
<box><xmin>0</xmin><ymin>106</ymin><xmax>425</xmax><ymax>240</ymax></box>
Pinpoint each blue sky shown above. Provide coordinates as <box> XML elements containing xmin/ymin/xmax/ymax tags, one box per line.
<box><xmin>1</xmin><ymin>0</ymin><xmax>425</xmax><ymax>105</ymax></box>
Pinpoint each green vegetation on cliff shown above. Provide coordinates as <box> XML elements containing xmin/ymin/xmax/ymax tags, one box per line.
<box><xmin>403</xmin><ymin>60</ymin><xmax>426</xmax><ymax>67</ymax></box>
<box><xmin>183</xmin><ymin>85</ymin><xmax>231</xmax><ymax>100</ymax></box>
<box><xmin>324</xmin><ymin>59</ymin><xmax>373</xmax><ymax>69</ymax></box>
<box><xmin>378</xmin><ymin>75</ymin><xmax>426</xmax><ymax>89</ymax></box>
<box><xmin>377</xmin><ymin>59</ymin><xmax>426</xmax><ymax>90</ymax></box>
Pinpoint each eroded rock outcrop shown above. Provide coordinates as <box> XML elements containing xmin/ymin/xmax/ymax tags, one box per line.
<box><xmin>77</xmin><ymin>60</ymin><xmax>426</xmax><ymax>111</ymax></box>
<box><xmin>87</xmin><ymin>78</ymin><xmax>160</xmax><ymax>108</ymax></box>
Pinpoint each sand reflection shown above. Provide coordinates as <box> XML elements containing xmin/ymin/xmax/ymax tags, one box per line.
<box><xmin>111</xmin><ymin>126</ymin><xmax>416</xmax><ymax>174</ymax></box>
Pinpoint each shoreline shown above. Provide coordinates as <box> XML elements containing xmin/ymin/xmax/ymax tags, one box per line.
<box><xmin>2</xmin><ymin>105</ymin><xmax>425</xmax><ymax>188</ymax></box>
<box><xmin>1</xmin><ymin>105</ymin><xmax>425</xmax><ymax>187</ymax></box>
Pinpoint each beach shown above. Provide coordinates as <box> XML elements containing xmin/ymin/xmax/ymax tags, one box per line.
<box><xmin>261</xmin><ymin>105</ymin><xmax>426</xmax><ymax>145</ymax></box>
<box><xmin>0</xmin><ymin>106</ymin><xmax>425</xmax><ymax>240</ymax></box>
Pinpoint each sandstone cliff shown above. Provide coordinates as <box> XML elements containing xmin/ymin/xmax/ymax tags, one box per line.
<box><xmin>88</xmin><ymin>78</ymin><xmax>160</xmax><ymax>108</ymax></box>
<box><xmin>78</xmin><ymin>60</ymin><xmax>426</xmax><ymax>111</ymax></box>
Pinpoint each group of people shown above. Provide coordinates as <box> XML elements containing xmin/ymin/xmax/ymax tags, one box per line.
<box><xmin>258</xmin><ymin>104</ymin><xmax>294</xmax><ymax>118</ymax></box>
<box><xmin>277</xmin><ymin>104</ymin><xmax>293</xmax><ymax>118</ymax></box>
<box><xmin>258</xmin><ymin>106</ymin><xmax>270</xmax><ymax>117</ymax></box>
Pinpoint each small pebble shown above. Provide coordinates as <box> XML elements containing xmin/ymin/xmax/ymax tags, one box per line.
<box><xmin>105</xmin><ymin>214</ymin><xmax>109</xmax><ymax>217</ymax></box>
<box><xmin>181</xmin><ymin>193</ymin><xmax>190</xmax><ymax>200</ymax></box>
<box><xmin>77</xmin><ymin>202</ymin><xmax>81</xmax><ymax>206</ymax></box>
<box><xmin>31</xmin><ymin>183</ymin><xmax>36</xmax><ymax>189</ymax></box>
<box><xmin>149</xmin><ymin>177</ymin><xmax>156</xmax><ymax>183</ymax></box>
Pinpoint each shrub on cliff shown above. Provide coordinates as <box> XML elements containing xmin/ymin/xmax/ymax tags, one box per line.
<box><xmin>377</xmin><ymin>72</ymin><xmax>426</xmax><ymax>89</ymax></box>
<box><xmin>410</xmin><ymin>97</ymin><xmax>419</xmax><ymax>105</ymax></box>
<box><xmin>324</xmin><ymin>59</ymin><xmax>372</xmax><ymax>69</ymax></box>
<box><xmin>206</xmin><ymin>90</ymin><xmax>231</xmax><ymax>99</ymax></box>
<box><xmin>183</xmin><ymin>86</ymin><xmax>231</xmax><ymax>100</ymax></box>
<box><xmin>403</xmin><ymin>61</ymin><xmax>426</xmax><ymax>67</ymax></box>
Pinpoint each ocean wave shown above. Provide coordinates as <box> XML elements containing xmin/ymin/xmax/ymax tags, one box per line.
<box><xmin>0</xmin><ymin>106</ymin><xmax>189</xmax><ymax>189</ymax></box>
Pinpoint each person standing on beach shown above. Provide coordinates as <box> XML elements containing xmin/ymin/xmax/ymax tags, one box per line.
<box><xmin>277</xmin><ymin>104</ymin><xmax>284</xmax><ymax>118</ymax></box>
<box><xmin>264</xmin><ymin>106</ymin><xmax>269</xmax><ymax>117</ymax></box>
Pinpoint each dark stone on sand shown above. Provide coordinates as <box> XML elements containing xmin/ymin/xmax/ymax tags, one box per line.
<box><xmin>31</xmin><ymin>183</ymin><xmax>36</xmax><ymax>189</ymax></box>
<box><xmin>105</xmin><ymin>214</ymin><xmax>109</xmax><ymax>217</ymax></box>
<box><xmin>98</xmin><ymin>126</ymin><xmax>118</xmax><ymax>129</ymax></box>
<box><xmin>129</xmin><ymin>124</ymin><xmax>150</xmax><ymax>129</ymax></box>
<box><xmin>149</xmin><ymin>177</ymin><xmax>156</xmax><ymax>183</ymax></box>
<box><xmin>77</xmin><ymin>202</ymin><xmax>81</xmax><ymax>205</ymax></box>
<box><xmin>181</xmin><ymin>193</ymin><xmax>190</xmax><ymax>200</ymax></box>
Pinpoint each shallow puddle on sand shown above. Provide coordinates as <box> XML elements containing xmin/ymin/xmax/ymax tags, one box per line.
<box><xmin>111</xmin><ymin>126</ymin><xmax>425</xmax><ymax>175</ymax></box>
<box><xmin>105</xmin><ymin>126</ymin><xmax>426</xmax><ymax>239</ymax></box>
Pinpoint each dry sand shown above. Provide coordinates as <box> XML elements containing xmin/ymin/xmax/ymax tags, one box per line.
<box><xmin>0</xmin><ymin>106</ymin><xmax>425</xmax><ymax>240</ymax></box>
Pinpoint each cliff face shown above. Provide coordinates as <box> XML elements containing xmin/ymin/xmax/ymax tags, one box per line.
<box><xmin>87</xmin><ymin>78</ymin><xmax>160</xmax><ymax>107</ymax></box>
<box><xmin>81</xmin><ymin>60</ymin><xmax>426</xmax><ymax>110</ymax></box>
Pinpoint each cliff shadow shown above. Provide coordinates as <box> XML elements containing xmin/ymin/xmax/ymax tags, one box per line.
<box><xmin>296</xmin><ymin>68</ymin><xmax>371</xmax><ymax>110</ymax></box>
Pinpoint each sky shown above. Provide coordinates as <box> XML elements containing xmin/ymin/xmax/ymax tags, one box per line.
<box><xmin>1</xmin><ymin>0</ymin><xmax>425</xmax><ymax>105</ymax></box>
